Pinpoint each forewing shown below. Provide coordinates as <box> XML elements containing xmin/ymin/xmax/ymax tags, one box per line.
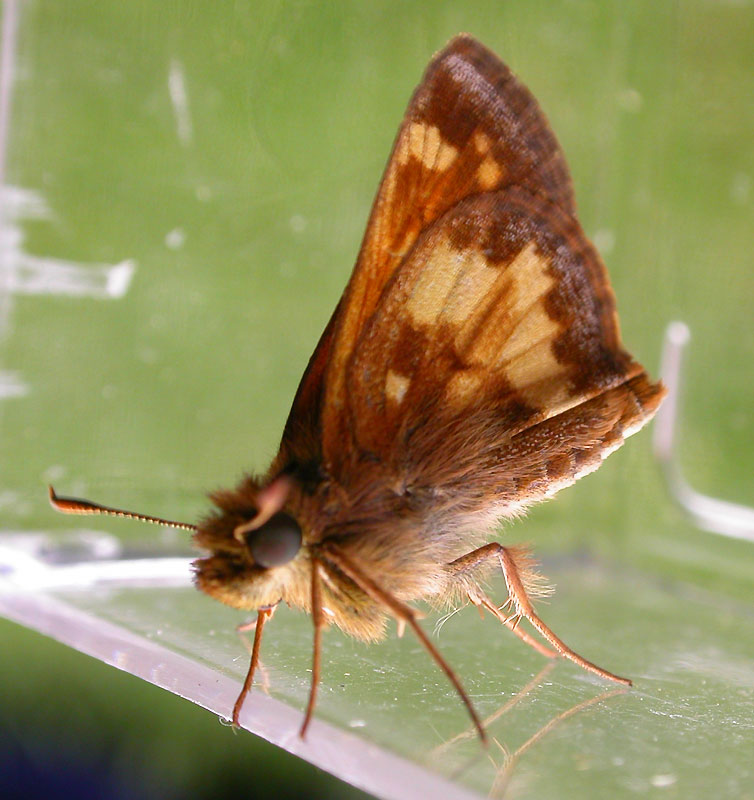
<box><xmin>334</xmin><ymin>186</ymin><xmax>663</xmax><ymax>493</ymax></box>
<box><xmin>279</xmin><ymin>300</ymin><xmax>340</xmax><ymax>446</ymax></box>
<box><xmin>318</xmin><ymin>35</ymin><xmax>577</xmax><ymax>468</ymax></box>
<box><xmin>275</xmin><ymin>34</ymin><xmax>662</xmax><ymax>494</ymax></box>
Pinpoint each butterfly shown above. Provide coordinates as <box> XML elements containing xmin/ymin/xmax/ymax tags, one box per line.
<box><xmin>50</xmin><ymin>34</ymin><xmax>665</xmax><ymax>743</ymax></box>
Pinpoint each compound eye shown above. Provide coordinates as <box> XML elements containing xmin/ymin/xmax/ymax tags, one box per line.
<box><xmin>244</xmin><ymin>511</ymin><xmax>302</xmax><ymax>568</ymax></box>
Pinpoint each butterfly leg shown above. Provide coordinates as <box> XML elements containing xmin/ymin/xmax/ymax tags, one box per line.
<box><xmin>450</xmin><ymin>544</ymin><xmax>556</xmax><ymax>658</ymax></box>
<box><xmin>469</xmin><ymin>586</ymin><xmax>557</xmax><ymax>659</ymax></box>
<box><xmin>322</xmin><ymin>543</ymin><xmax>487</xmax><ymax>744</ymax></box>
<box><xmin>232</xmin><ymin>604</ymin><xmax>276</xmax><ymax>727</ymax></box>
<box><xmin>236</xmin><ymin>600</ymin><xmax>279</xmax><ymax>634</ymax></box>
<box><xmin>299</xmin><ymin>556</ymin><xmax>325</xmax><ymax>739</ymax></box>
<box><xmin>235</xmin><ymin>603</ymin><xmax>279</xmax><ymax>696</ymax></box>
<box><xmin>449</xmin><ymin>543</ymin><xmax>631</xmax><ymax>686</ymax></box>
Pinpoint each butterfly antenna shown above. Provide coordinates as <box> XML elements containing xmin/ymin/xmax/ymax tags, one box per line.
<box><xmin>321</xmin><ymin>544</ymin><xmax>488</xmax><ymax>745</ymax></box>
<box><xmin>48</xmin><ymin>485</ymin><xmax>197</xmax><ymax>531</ymax></box>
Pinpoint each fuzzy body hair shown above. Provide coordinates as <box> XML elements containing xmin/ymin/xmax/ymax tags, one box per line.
<box><xmin>190</xmin><ymin>370</ymin><xmax>657</xmax><ymax>642</ymax></box>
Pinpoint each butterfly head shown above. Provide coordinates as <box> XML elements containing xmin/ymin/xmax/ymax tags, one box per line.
<box><xmin>192</xmin><ymin>474</ymin><xmax>309</xmax><ymax>611</ymax></box>
<box><xmin>236</xmin><ymin>511</ymin><xmax>302</xmax><ymax>568</ymax></box>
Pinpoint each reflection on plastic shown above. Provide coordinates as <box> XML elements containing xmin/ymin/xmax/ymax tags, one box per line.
<box><xmin>429</xmin><ymin>663</ymin><xmax>627</xmax><ymax>798</ymax></box>
<box><xmin>486</xmin><ymin>687</ymin><xmax>628</xmax><ymax>799</ymax></box>
<box><xmin>0</xmin><ymin>532</ymin><xmax>192</xmax><ymax>592</ymax></box>
<box><xmin>0</xmin><ymin>569</ymin><xmax>483</xmax><ymax>800</ymax></box>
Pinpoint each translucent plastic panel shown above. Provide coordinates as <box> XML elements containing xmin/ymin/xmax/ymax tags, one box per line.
<box><xmin>1</xmin><ymin>2</ymin><xmax>752</xmax><ymax>799</ymax></box>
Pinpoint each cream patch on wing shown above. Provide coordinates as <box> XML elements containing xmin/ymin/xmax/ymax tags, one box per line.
<box><xmin>493</xmin><ymin>245</ymin><xmax>568</xmax><ymax>407</ymax></box>
<box><xmin>404</xmin><ymin>235</ymin><xmax>572</xmax><ymax>412</ymax></box>
<box><xmin>397</xmin><ymin>122</ymin><xmax>458</xmax><ymax>171</ymax></box>
<box><xmin>460</xmin><ymin>243</ymin><xmax>557</xmax><ymax>363</ymax></box>
<box><xmin>473</xmin><ymin>131</ymin><xmax>492</xmax><ymax>153</ymax></box>
<box><xmin>385</xmin><ymin>369</ymin><xmax>410</xmax><ymax>405</ymax></box>
<box><xmin>405</xmin><ymin>239</ymin><xmax>465</xmax><ymax>326</ymax></box>
<box><xmin>445</xmin><ymin>368</ymin><xmax>486</xmax><ymax>404</ymax></box>
<box><xmin>406</xmin><ymin>240</ymin><xmax>506</xmax><ymax>329</ymax></box>
<box><xmin>493</xmin><ymin>244</ymin><xmax>571</xmax><ymax>409</ymax></box>
<box><xmin>440</xmin><ymin>250</ymin><xmax>501</xmax><ymax>326</ymax></box>
<box><xmin>477</xmin><ymin>153</ymin><xmax>503</xmax><ymax>189</ymax></box>
<box><xmin>472</xmin><ymin>130</ymin><xmax>503</xmax><ymax>189</ymax></box>
<box><xmin>436</xmin><ymin>241</ymin><xmax>570</xmax><ymax>409</ymax></box>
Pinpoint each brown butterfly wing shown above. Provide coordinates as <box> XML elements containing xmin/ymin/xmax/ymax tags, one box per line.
<box><xmin>278</xmin><ymin>36</ymin><xmax>573</xmax><ymax>463</ymax></box>
<box><xmin>278</xmin><ymin>35</ymin><xmax>575</xmax><ymax>471</ymax></box>
<box><xmin>341</xmin><ymin>186</ymin><xmax>663</xmax><ymax>510</ymax></box>
<box><xmin>314</xmin><ymin>35</ymin><xmax>584</xmax><ymax>468</ymax></box>
<box><xmin>279</xmin><ymin>298</ymin><xmax>341</xmax><ymax>450</ymax></box>
<box><xmin>276</xmin><ymin>34</ymin><xmax>662</xmax><ymax>498</ymax></box>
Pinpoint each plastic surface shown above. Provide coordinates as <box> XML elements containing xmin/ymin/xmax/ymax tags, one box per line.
<box><xmin>2</xmin><ymin>521</ymin><xmax>753</xmax><ymax>799</ymax></box>
<box><xmin>1</xmin><ymin>2</ymin><xmax>752</xmax><ymax>798</ymax></box>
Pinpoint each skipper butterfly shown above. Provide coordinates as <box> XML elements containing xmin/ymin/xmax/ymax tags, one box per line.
<box><xmin>50</xmin><ymin>35</ymin><xmax>665</xmax><ymax>743</ymax></box>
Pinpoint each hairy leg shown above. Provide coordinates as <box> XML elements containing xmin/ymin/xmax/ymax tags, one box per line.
<box><xmin>448</xmin><ymin>543</ymin><xmax>631</xmax><ymax>685</ymax></box>
<box><xmin>232</xmin><ymin>604</ymin><xmax>276</xmax><ymax>727</ymax></box>
<box><xmin>322</xmin><ymin>542</ymin><xmax>487</xmax><ymax>743</ymax></box>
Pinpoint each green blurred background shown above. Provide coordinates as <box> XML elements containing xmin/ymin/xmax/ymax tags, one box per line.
<box><xmin>1</xmin><ymin>1</ymin><xmax>752</xmax><ymax>798</ymax></box>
